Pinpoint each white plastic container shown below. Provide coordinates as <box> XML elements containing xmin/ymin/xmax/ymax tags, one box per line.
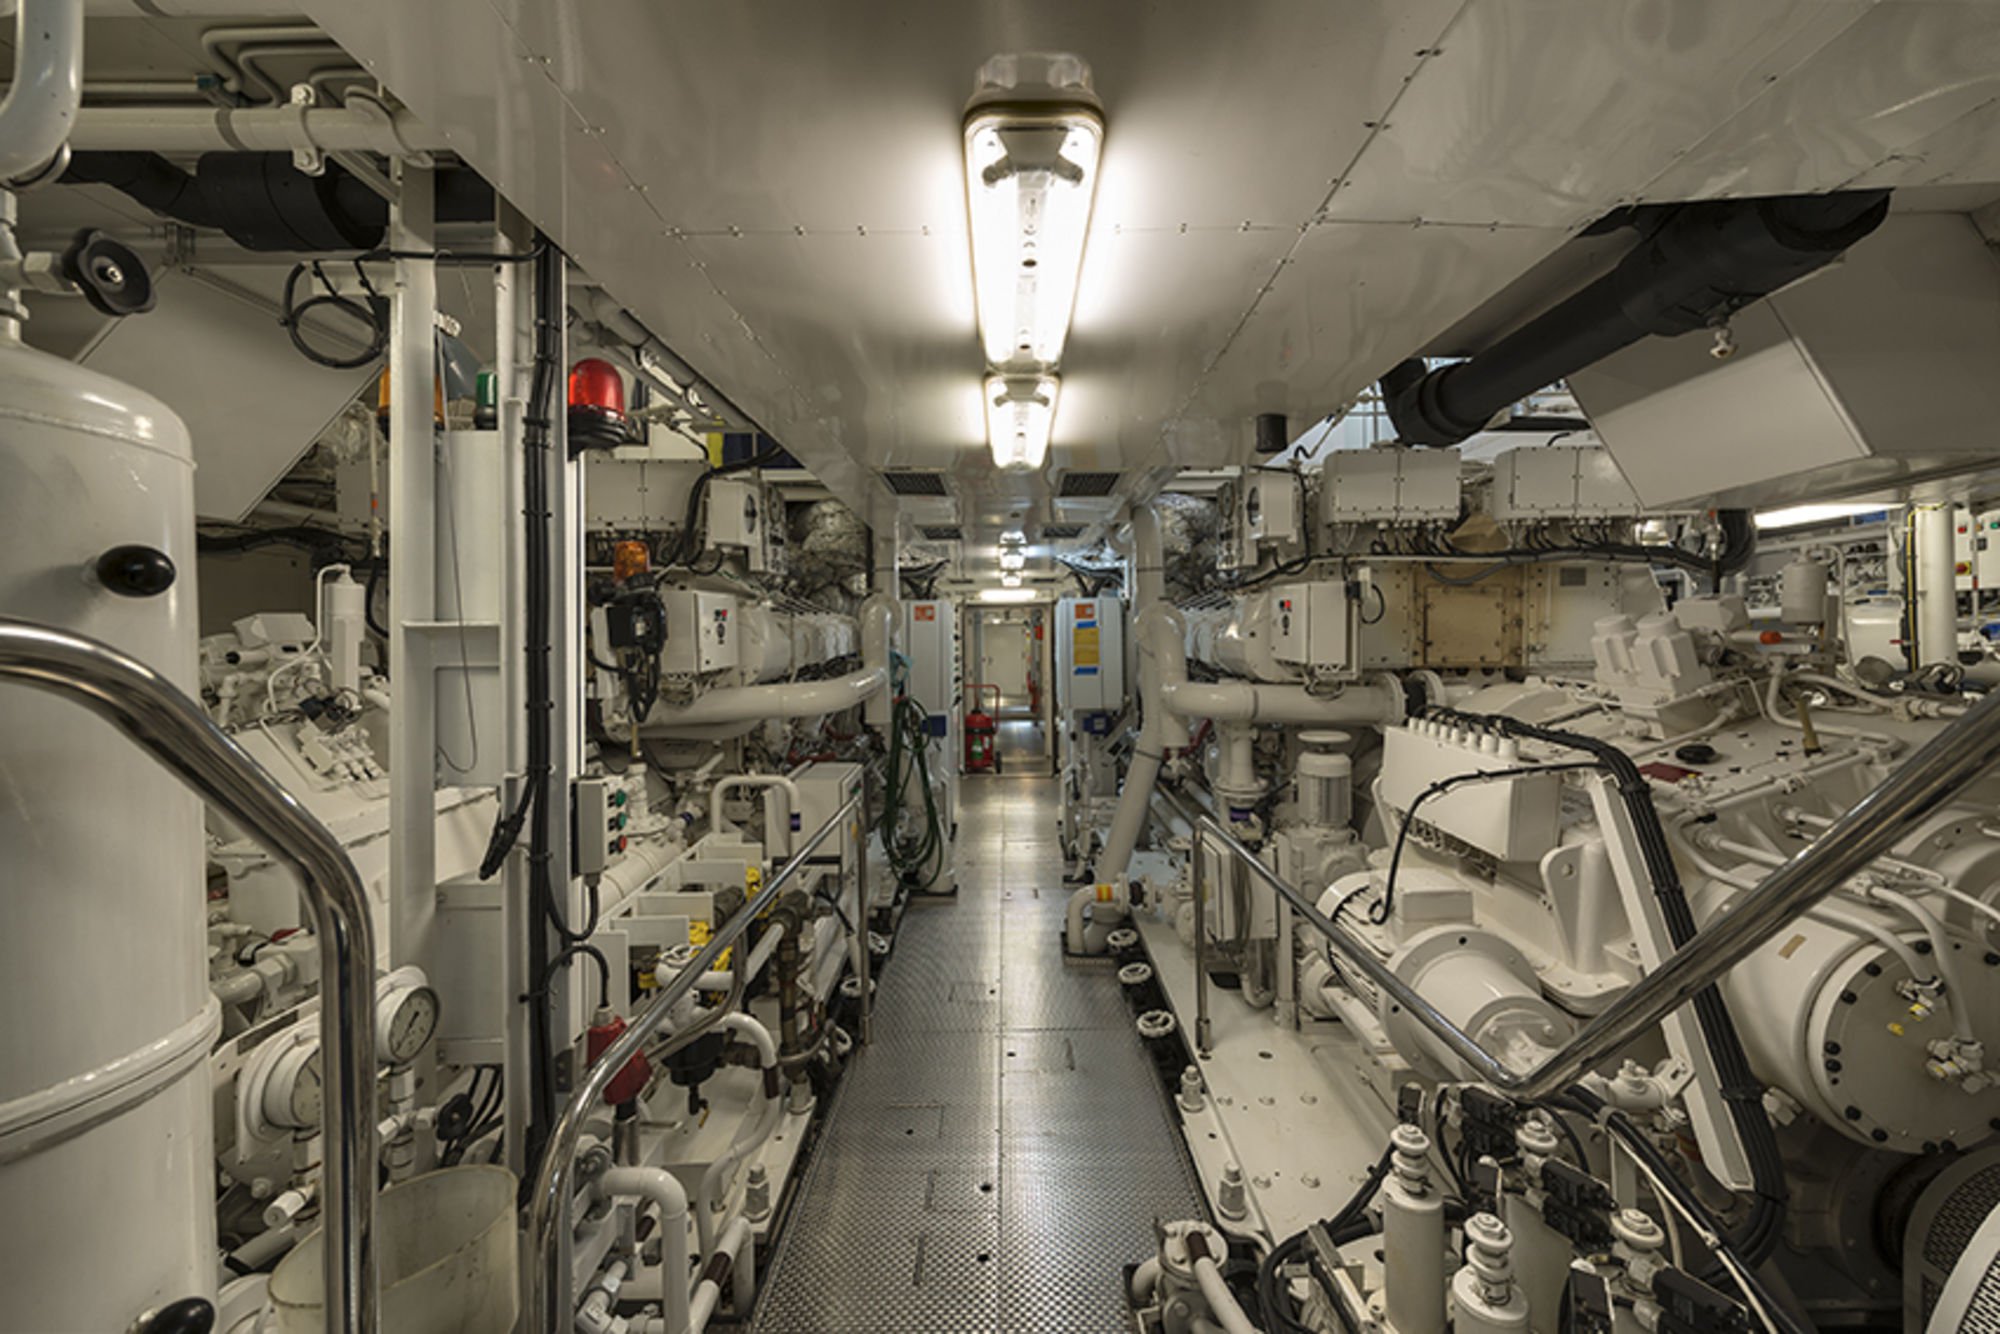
<box><xmin>268</xmin><ymin>1165</ymin><xmax>519</xmax><ymax>1334</ymax></box>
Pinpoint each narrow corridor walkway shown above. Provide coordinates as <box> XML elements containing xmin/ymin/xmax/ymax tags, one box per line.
<box><xmin>751</xmin><ymin>776</ymin><xmax>1204</xmax><ymax>1332</ymax></box>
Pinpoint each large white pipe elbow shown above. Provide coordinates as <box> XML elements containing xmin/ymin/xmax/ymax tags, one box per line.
<box><xmin>0</xmin><ymin>0</ymin><xmax>83</xmax><ymax>183</ymax></box>
<box><xmin>643</xmin><ymin>665</ymin><xmax>888</xmax><ymax>737</ymax></box>
<box><xmin>860</xmin><ymin>591</ymin><xmax>897</xmax><ymax>729</ymax></box>
<box><xmin>599</xmin><ymin>1167</ymin><xmax>693</xmax><ymax>1334</ymax></box>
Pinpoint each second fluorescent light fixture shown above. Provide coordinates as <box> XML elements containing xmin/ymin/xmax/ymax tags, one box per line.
<box><xmin>986</xmin><ymin>374</ymin><xmax>1058</xmax><ymax>472</ymax></box>
<box><xmin>964</xmin><ymin>54</ymin><xmax>1103</xmax><ymax>370</ymax></box>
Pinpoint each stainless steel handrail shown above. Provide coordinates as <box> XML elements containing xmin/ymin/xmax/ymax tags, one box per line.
<box><xmin>0</xmin><ymin>620</ymin><xmax>378</xmax><ymax>1334</ymax></box>
<box><xmin>526</xmin><ymin>789</ymin><xmax>865</xmax><ymax>1329</ymax></box>
<box><xmin>1162</xmin><ymin>682</ymin><xmax>2000</xmax><ymax>1102</ymax></box>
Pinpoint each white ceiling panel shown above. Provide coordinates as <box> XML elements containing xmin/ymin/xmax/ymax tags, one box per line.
<box><xmin>1153</xmin><ymin>220</ymin><xmax>1568</xmax><ymax>473</ymax></box>
<box><xmin>305</xmin><ymin>0</ymin><xmax>2000</xmax><ymax>539</ymax></box>
<box><xmin>473</xmin><ymin>0</ymin><xmax>1464</xmax><ymax>235</ymax></box>
<box><xmin>1636</xmin><ymin>2</ymin><xmax>2000</xmax><ymax>202</ymax></box>
<box><xmin>1323</xmin><ymin>0</ymin><xmax>1876</xmax><ymax>228</ymax></box>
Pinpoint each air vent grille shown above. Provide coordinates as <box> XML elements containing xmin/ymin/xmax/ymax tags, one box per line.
<box><xmin>1057</xmin><ymin>471</ymin><xmax>1122</xmax><ymax>498</ymax></box>
<box><xmin>882</xmin><ymin>471</ymin><xmax>950</xmax><ymax>497</ymax></box>
<box><xmin>918</xmin><ymin>525</ymin><xmax>963</xmax><ymax>541</ymax></box>
<box><xmin>1040</xmin><ymin>523</ymin><xmax>1084</xmax><ymax>539</ymax></box>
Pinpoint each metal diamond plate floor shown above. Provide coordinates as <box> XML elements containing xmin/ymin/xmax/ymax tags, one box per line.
<box><xmin>751</xmin><ymin>777</ymin><xmax>1204</xmax><ymax>1334</ymax></box>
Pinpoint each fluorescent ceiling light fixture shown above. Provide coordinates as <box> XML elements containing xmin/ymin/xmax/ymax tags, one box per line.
<box><xmin>1001</xmin><ymin>573</ymin><xmax>1022</xmax><ymax>587</ymax></box>
<box><xmin>985</xmin><ymin>374</ymin><xmax>1058</xmax><ymax>472</ymax></box>
<box><xmin>964</xmin><ymin>56</ymin><xmax>1102</xmax><ymax>369</ymax></box>
<box><xmin>980</xmin><ymin>587</ymin><xmax>1037</xmax><ymax>603</ymax></box>
<box><xmin>1001</xmin><ymin>529</ymin><xmax>1027</xmax><ymax>545</ymax></box>
<box><xmin>1754</xmin><ymin>502</ymin><xmax>1890</xmax><ymax>530</ymax></box>
<box><xmin>999</xmin><ymin>550</ymin><xmax>1026</xmax><ymax>571</ymax></box>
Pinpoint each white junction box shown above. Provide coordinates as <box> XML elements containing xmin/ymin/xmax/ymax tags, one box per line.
<box><xmin>1490</xmin><ymin>444</ymin><xmax>1643</xmax><ymax>520</ymax></box>
<box><xmin>661</xmin><ymin>589</ymin><xmax>739</xmax><ymax>674</ymax></box>
<box><xmin>1057</xmin><ymin>596</ymin><xmax>1124</xmax><ymax>713</ymax></box>
<box><xmin>1379</xmin><ymin>724</ymin><xmax>1561</xmax><ymax>863</ymax></box>
<box><xmin>785</xmin><ymin>760</ymin><xmax>865</xmax><ymax>881</ymax></box>
<box><xmin>1269</xmin><ymin>580</ymin><xmax>1353</xmax><ymax>670</ymax></box>
<box><xmin>1322</xmin><ymin>447</ymin><xmax>1461</xmax><ymax>524</ymax></box>
<box><xmin>1231</xmin><ymin>471</ymin><xmax>1306</xmax><ymax>567</ymax></box>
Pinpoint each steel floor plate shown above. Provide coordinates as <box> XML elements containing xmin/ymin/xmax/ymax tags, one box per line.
<box><xmin>751</xmin><ymin>778</ymin><xmax>1203</xmax><ymax>1333</ymax></box>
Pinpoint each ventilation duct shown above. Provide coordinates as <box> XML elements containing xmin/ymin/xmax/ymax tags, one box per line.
<box><xmin>1379</xmin><ymin>190</ymin><xmax>1891</xmax><ymax>448</ymax></box>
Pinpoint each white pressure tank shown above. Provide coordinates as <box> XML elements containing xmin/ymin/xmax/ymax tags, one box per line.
<box><xmin>0</xmin><ymin>332</ymin><xmax>217</xmax><ymax>1329</ymax></box>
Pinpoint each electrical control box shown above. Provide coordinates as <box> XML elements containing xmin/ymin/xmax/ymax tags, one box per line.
<box><xmin>1322</xmin><ymin>447</ymin><xmax>1461</xmax><ymax>524</ymax></box>
<box><xmin>1490</xmin><ymin>445</ymin><xmax>1643</xmax><ymax>520</ymax></box>
<box><xmin>1269</xmin><ymin>580</ymin><xmax>1352</xmax><ymax>669</ymax></box>
<box><xmin>1056</xmin><ymin>596</ymin><xmax>1124</xmax><ymax>714</ymax></box>
<box><xmin>1976</xmin><ymin>509</ymin><xmax>2000</xmax><ymax>590</ymax></box>
<box><xmin>706</xmin><ymin>477</ymin><xmax>770</xmax><ymax>571</ymax></box>
<box><xmin>903</xmin><ymin>599</ymin><xmax>959</xmax><ymax>733</ymax></box>
<box><xmin>1956</xmin><ymin>506</ymin><xmax>1983</xmax><ymax>591</ymax></box>
<box><xmin>1227</xmin><ymin>470</ymin><xmax>1306</xmax><ymax>568</ymax></box>
<box><xmin>660</xmin><ymin>589</ymin><xmax>739</xmax><ymax>674</ymax></box>
<box><xmin>786</xmin><ymin>760</ymin><xmax>865</xmax><ymax>883</ymax></box>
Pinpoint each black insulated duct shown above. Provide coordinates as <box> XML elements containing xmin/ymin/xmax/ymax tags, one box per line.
<box><xmin>61</xmin><ymin>151</ymin><xmax>496</xmax><ymax>253</ymax></box>
<box><xmin>1379</xmin><ymin>190</ymin><xmax>1892</xmax><ymax>447</ymax></box>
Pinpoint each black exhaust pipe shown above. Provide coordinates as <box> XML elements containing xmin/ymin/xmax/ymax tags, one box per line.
<box><xmin>62</xmin><ymin>151</ymin><xmax>497</xmax><ymax>253</ymax></box>
<box><xmin>1380</xmin><ymin>190</ymin><xmax>1892</xmax><ymax>447</ymax></box>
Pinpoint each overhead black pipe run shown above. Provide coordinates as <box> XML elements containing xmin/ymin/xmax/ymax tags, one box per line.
<box><xmin>61</xmin><ymin>151</ymin><xmax>496</xmax><ymax>252</ymax></box>
<box><xmin>1379</xmin><ymin>190</ymin><xmax>1892</xmax><ymax>448</ymax></box>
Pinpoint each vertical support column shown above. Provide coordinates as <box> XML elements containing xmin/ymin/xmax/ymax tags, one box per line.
<box><xmin>1914</xmin><ymin>503</ymin><xmax>1959</xmax><ymax>669</ymax></box>
<box><xmin>388</xmin><ymin>161</ymin><xmax>437</xmax><ymax>972</ymax></box>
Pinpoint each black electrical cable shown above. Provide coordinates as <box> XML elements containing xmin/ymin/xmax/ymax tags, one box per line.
<box><xmin>1431</xmin><ymin>706</ymin><xmax>1789</xmax><ymax>1266</ymax></box>
<box><xmin>1255</xmin><ymin>1146</ymin><xmax>1394</xmax><ymax>1334</ymax></box>
<box><xmin>280</xmin><ymin>259</ymin><xmax>388</xmax><ymax>369</ymax></box>
<box><xmin>542</xmin><ymin>942</ymin><xmax>613</xmax><ymax>1010</ymax></box>
<box><xmin>1560</xmin><ymin>1085</ymin><xmax>1807</xmax><ymax>1334</ymax></box>
<box><xmin>469</xmin><ymin>236</ymin><xmax>568</xmax><ymax>1175</ymax></box>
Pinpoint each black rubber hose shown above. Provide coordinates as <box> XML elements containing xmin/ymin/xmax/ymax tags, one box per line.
<box><xmin>1429</xmin><ymin>707</ymin><xmax>1788</xmax><ymax>1264</ymax></box>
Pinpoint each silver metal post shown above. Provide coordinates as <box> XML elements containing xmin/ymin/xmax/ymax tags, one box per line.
<box><xmin>1193</xmin><ymin>823</ymin><xmax>1212</xmax><ymax>1055</ymax></box>
<box><xmin>526</xmin><ymin>792</ymin><xmax>864</xmax><ymax>1330</ymax></box>
<box><xmin>0</xmin><ymin>620</ymin><xmax>378</xmax><ymax>1334</ymax></box>
<box><xmin>1156</xmin><ymin>680</ymin><xmax>2000</xmax><ymax>1102</ymax></box>
<box><xmin>855</xmin><ymin>773</ymin><xmax>873</xmax><ymax>1045</ymax></box>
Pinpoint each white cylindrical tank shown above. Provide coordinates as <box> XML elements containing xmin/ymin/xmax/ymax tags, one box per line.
<box><xmin>1780</xmin><ymin>556</ymin><xmax>1831</xmax><ymax>627</ymax></box>
<box><xmin>0</xmin><ymin>336</ymin><xmax>217</xmax><ymax>1328</ymax></box>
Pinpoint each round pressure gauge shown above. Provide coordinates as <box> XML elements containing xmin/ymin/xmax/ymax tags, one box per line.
<box><xmin>261</xmin><ymin>1043</ymin><xmax>324</xmax><ymax>1130</ymax></box>
<box><xmin>377</xmin><ymin>982</ymin><xmax>441</xmax><ymax>1065</ymax></box>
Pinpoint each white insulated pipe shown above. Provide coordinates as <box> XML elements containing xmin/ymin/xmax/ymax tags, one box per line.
<box><xmin>860</xmin><ymin>590</ymin><xmax>896</xmax><ymax>729</ymax></box>
<box><xmin>644</xmin><ymin>665</ymin><xmax>888</xmax><ymax>736</ymax></box>
<box><xmin>0</xmin><ymin>0</ymin><xmax>83</xmax><ymax>183</ymax></box>
<box><xmin>1913</xmin><ymin>504</ymin><xmax>1959</xmax><ymax>669</ymax></box>
<box><xmin>1092</xmin><ymin>507</ymin><xmax>1187</xmax><ymax>887</ymax></box>
<box><xmin>599</xmin><ymin>1166</ymin><xmax>693</xmax><ymax>1334</ymax></box>
<box><xmin>1191</xmin><ymin>1256</ymin><xmax>1261</xmax><ymax>1334</ymax></box>
<box><xmin>66</xmin><ymin>102</ymin><xmax>449</xmax><ymax>154</ymax></box>
<box><xmin>695</xmin><ymin>1014</ymin><xmax>781</xmax><ymax>1258</ymax></box>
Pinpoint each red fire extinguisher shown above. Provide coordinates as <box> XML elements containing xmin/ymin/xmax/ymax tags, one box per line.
<box><xmin>964</xmin><ymin>683</ymin><xmax>1001</xmax><ymax>774</ymax></box>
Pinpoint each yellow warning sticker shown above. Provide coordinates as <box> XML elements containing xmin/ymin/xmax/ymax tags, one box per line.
<box><xmin>1074</xmin><ymin>625</ymin><xmax>1100</xmax><ymax>669</ymax></box>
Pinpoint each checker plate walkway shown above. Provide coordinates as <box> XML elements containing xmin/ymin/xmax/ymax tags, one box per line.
<box><xmin>750</xmin><ymin>776</ymin><xmax>1204</xmax><ymax>1333</ymax></box>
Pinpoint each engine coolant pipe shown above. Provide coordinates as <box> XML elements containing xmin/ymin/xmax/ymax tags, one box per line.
<box><xmin>1074</xmin><ymin>508</ymin><xmax>1186</xmax><ymax>945</ymax></box>
<box><xmin>859</xmin><ymin>588</ymin><xmax>896</xmax><ymax>730</ymax></box>
<box><xmin>642</xmin><ymin>664</ymin><xmax>889</xmax><ymax>738</ymax></box>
